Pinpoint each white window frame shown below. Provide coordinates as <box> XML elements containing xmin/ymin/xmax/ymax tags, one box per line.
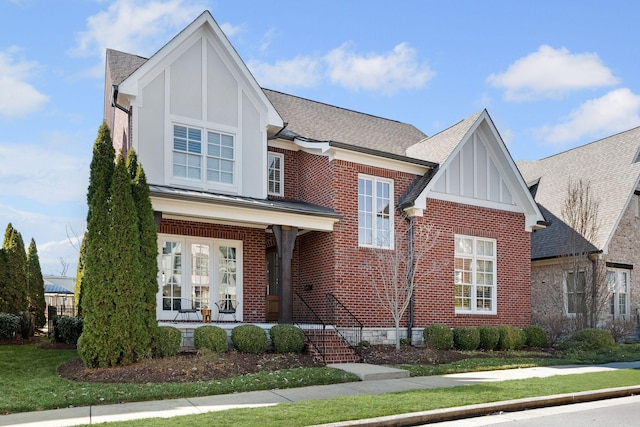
<box><xmin>267</xmin><ymin>152</ymin><xmax>284</xmax><ymax>196</ymax></box>
<box><xmin>608</xmin><ymin>269</ymin><xmax>630</xmax><ymax>319</ymax></box>
<box><xmin>564</xmin><ymin>270</ymin><xmax>586</xmax><ymax>316</ymax></box>
<box><xmin>171</xmin><ymin>122</ymin><xmax>237</xmax><ymax>192</ymax></box>
<box><xmin>358</xmin><ymin>174</ymin><xmax>394</xmax><ymax>249</ymax></box>
<box><xmin>454</xmin><ymin>235</ymin><xmax>497</xmax><ymax>315</ymax></box>
<box><xmin>157</xmin><ymin>235</ymin><xmax>243</xmax><ymax>322</ymax></box>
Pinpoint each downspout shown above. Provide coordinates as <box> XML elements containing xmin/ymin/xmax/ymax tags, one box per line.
<box><xmin>111</xmin><ymin>85</ymin><xmax>132</xmax><ymax>151</ymax></box>
<box><xmin>405</xmin><ymin>213</ymin><xmax>415</xmax><ymax>344</ymax></box>
<box><xmin>589</xmin><ymin>253</ymin><xmax>598</xmax><ymax>328</ymax></box>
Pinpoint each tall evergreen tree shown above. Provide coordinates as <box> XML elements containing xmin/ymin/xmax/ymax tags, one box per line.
<box><xmin>26</xmin><ymin>239</ymin><xmax>46</xmax><ymax>327</ymax></box>
<box><xmin>128</xmin><ymin>150</ymin><xmax>159</xmax><ymax>335</ymax></box>
<box><xmin>106</xmin><ymin>153</ymin><xmax>148</xmax><ymax>365</ymax></box>
<box><xmin>74</xmin><ymin>237</ymin><xmax>86</xmax><ymax>317</ymax></box>
<box><xmin>2</xmin><ymin>224</ymin><xmax>27</xmax><ymax>315</ymax></box>
<box><xmin>0</xmin><ymin>247</ymin><xmax>7</xmax><ymax>313</ymax></box>
<box><xmin>77</xmin><ymin>122</ymin><xmax>116</xmax><ymax>368</ymax></box>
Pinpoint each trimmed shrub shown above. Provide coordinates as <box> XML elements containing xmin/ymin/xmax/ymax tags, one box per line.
<box><xmin>18</xmin><ymin>311</ymin><xmax>34</xmax><ymax>339</ymax></box>
<box><xmin>423</xmin><ymin>324</ymin><xmax>453</xmax><ymax>350</ymax></box>
<box><xmin>55</xmin><ymin>316</ymin><xmax>83</xmax><ymax>345</ymax></box>
<box><xmin>0</xmin><ymin>313</ymin><xmax>18</xmax><ymax>340</ymax></box>
<box><xmin>453</xmin><ymin>326</ymin><xmax>480</xmax><ymax>350</ymax></box>
<box><xmin>523</xmin><ymin>325</ymin><xmax>549</xmax><ymax>348</ymax></box>
<box><xmin>497</xmin><ymin>325</ymin><xmax>525</xmax><ymax>351</ymax></box>
<box><xmin>194</xmin><ymin>325</ymin><xmax>228</xmax><ymax>353</ymax></box>
<box><xmin>560</xmin><ymin>328</ymin><xmax>615</xmax><ymax>352</ymax></box>
<box><xmin>152</xmin><ymin>326</ymin><xmax>182</xmax><ymax>358</ymax></box>
<box><xmin>478</xmin><ymin>326</ymin><xmax>500</xmax><ymax>350</ymax></box>
<box><xmin>232</xmin><ymin>324</ymin><xmax>267</xmax><ymax>354</ymax></box>
<box><xmin>515</xmin><ymin>328</ymin><xmax>527</xmax><ymax>350</ymax></box>
<box><xmin>269</xmin><ymin>324</ymin><xmax>305</xmax><ymax>353</ymax></box>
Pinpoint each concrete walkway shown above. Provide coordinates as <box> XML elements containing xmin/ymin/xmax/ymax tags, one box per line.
<box><xmin>2</xmin><ymin>361</ymin><xmax>640</xmax><ymax>427</ymax></box>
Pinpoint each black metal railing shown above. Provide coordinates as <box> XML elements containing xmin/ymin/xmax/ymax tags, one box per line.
<box><xmin>325</xmin><ymin>293</ymin><xmax>364</xmax><ymax>361</ymax></box>
<box><xmin>293</xmin><ymin>293</ymin><xmax>326</xmax><ymax>362</ymax></box>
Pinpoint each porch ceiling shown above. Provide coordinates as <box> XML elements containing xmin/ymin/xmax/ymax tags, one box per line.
<box><xmin>150</xmin><ymin>185</ymin><xmax>341</xmax><ymax>232</ymax></box>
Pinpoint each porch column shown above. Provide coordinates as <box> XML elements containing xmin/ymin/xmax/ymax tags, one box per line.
<box><xmin>273</xmin><ymin>225</ymin><xmax>297</xmax><ymax>324</ymax></box>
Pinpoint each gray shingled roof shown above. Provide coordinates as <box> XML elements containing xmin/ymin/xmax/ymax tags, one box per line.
<box><xmin>263</xmin><ymin>89</ymin><xmax>428</xmax><ymax>156</ymax></box>
<box><xmin>106</xmin><ymin>49</ymin><xmax>148</xmax><ymax>86</ymax></box>
<box><xmin>406</xmin><ymin>110</ymin><xmax>484</xmax><ymax>164</ymax></box>
<box><xmin>518</xmin><ymin>126</ymin><xmax>640</xmax><ymax>259</ymax></box>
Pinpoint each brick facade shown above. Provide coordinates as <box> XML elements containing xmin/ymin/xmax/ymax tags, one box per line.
<box><xmin>157</xmin><ymin>148</ymin><xmax>533</xmax><ymax>342</ymax></box>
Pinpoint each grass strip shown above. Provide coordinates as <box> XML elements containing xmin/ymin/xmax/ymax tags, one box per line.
<box><xmin>94</xmin><ymin>369</ymin><xmax>640</xmax><ymax>426</ymax></box>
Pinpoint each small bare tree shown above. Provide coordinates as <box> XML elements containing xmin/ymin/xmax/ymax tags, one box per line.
<box><xmin>560</xmin><ymin>178</ymin><xmax>609</xmax><ymax>329</ymax></box>
<box><xmin>371</xmin><ymin>218</ymin><xmax>438</xmax><ymax>349</ymax></box>
<box><xmin>58</xmin><ymin>257</ymin><xmax>69</xmax><ymax>276</ymax></box>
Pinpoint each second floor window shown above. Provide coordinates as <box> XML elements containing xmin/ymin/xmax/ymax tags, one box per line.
<box><xmin>358</xmin><ymin>175</ymin><xmax>393</xmax><ymax>249</ymax></box>
<box><xmin>268</xmin><ymin>152</ymin><xmax>283</xmax><ymax>196</ymax></box>
<box><xmin>173</xmin><ymin>124</ymin><xmax>235</xmax><ymax>186</ymax></box>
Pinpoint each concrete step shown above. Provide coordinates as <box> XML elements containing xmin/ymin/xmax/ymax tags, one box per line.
<box><xmin>327</xmin><ymin>363</ymin><xmax>410</xmax><ymax>381</ymax></box>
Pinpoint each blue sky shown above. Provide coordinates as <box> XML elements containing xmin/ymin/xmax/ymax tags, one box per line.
<box><xmin>1</xmin><ymin>0</ymin><xmax>639</xmax><ymax>275</ymax></box>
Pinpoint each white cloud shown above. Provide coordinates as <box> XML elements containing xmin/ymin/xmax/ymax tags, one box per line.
<box><xmin>220</xmin><ymin>22</ymin><xmax>243</xmax><ymax>38</ymax></box>
<box><xmin>487</xmin><ymin>45</ymin><xmax>619</xmax><ymax>101</ymax></box>
<box><xmin>325</xmin><ymin>42</ymin><xmax>434</xmax><ymax>94</ymax></box>
<box><xmin>0</xmin><ymin>47</ymin><xmax>49</xmax><ymax>118</ymax></box>
<box><xmin>0</xmin><ymin>142</ymin><xmax>90</xmax><ymax>204</ymax></box>
<box><xmin>69</xmin><ymin>0</ymin><xmax>206</xmax><ymax>77</ymax></box>
<box><xmin>248</xmin><ymin>56</ymin><xmax>322</xmax><ymax>89</ymax></box>
<box><xmin>536</xmin><ymin>88</ymin><xmax>640</xmax><ymax>144</ymax></box>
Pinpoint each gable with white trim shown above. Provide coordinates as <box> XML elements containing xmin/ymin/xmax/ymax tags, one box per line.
<box><xmin>116</xmin><ymin>11</ymin><xmax>283</xmax><ymax>200</ymax></box>
<box><xmin>410</xmin><ymin>111</ymin><xmax>544</xmax><ymax>231</ymax></box>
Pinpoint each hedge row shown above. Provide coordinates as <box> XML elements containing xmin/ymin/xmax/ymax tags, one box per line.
<box><xmin>423</xmin><ymin>324</ymin><xmax>549</xmax><ymax>351</ymax></box>
<box><xmin>153</xmin><ymin>324</ymin><xmax>306</xmax><ymax>357</ymax></box>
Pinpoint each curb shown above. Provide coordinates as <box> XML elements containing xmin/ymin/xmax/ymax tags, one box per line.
<box><xmin>311</xmin><ymin>385</ymin><xmax>640</xmax><ymax>426</ymax></box>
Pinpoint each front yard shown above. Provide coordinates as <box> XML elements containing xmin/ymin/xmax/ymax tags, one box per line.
<box><xmin>3</xmin><ymin>333</ymin><xmax>640</xmax><ymax>416</ymax></box>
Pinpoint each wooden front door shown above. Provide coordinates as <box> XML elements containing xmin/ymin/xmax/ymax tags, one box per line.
<box><xmin>266</xmin><ymin>249</ymin><xmax>279</xmax><ymax>321</ymax></box>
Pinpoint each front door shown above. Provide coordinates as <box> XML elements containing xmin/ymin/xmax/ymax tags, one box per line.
<box><xmin>266</xmin><ymin>248</ymin><xmax>279</xmax><ymax>321</ymax></box>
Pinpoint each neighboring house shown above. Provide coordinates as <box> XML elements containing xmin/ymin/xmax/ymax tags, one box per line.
<box><xmin>104</xmin><ymin>10</ymin><xmax>545</xmax><ymax>346</ymax></box>
<box><xmin>44</xmin><ymin>275</ymin><xmax>75</xmax><ymax>317</ymax></box>
<box><xmin>518</xmin><ymin>126</ymin><xmax>640</xmax><ymax>337</ymax></box>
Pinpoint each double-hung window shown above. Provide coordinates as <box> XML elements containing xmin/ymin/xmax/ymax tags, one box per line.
<box><xmin>358</xmin><ymin>175</ymin><xmax>393</xmax><ymax>249</ymax></box>
<box><xmin>454</xmin><ymin>235</ymin><xmax>496</xmax><ymax>314</ymax></box>
<box><xmin>173</xmin><ymin>125</ymin><xmax>202</xmax><ymax>180</ymax></box>
<box><xmin>173</xmin><ymin>124</ymin><xmax>235</xmax><ymax>187</ymax></box>
<box><xmin>267</xmin><ymin>152</ymin><xmax>283</xmax><ymax>196</ymax></box>
<box><xmin>608</xmin><ymin>269</ymin><xmax>630</xmax><ymax>318</ymax></box>
<box><xmin>565</xmin><ymin>271</ymin><xmax>585</xmax><ymax>315</ymax></box>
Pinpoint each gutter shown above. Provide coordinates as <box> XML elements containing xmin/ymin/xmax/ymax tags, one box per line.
<box><xmin>111</xmin><ymin>85</ymin><xmax>132</xmax><ymax>151</ymax></box>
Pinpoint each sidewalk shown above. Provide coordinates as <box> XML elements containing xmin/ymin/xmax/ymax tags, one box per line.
<box><xmin>2</xmin><ymin>361</ymin><xmax>640</xmax><ymax>427</ymax></box>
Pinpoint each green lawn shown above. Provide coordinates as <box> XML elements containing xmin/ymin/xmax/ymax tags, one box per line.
<box><xmin>88</xmin><ymin>369</ymin><xmax>640</xmax><ymax>427</ymax></box>
<box><xmin>2</xmin><ymin>342</ymin><xmax>640</xmax><ymax>417</ymax></box>
<box><xmin>0</xmin><ymin>344</ymin><xmax>357</xmax><ymax>414</ymax></box>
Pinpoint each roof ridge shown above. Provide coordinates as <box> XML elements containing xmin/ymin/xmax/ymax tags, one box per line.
<box><xmin>536</xmin><ymin>124</ymin><xmax>640</xmax><ymax>162</ymax></box>
<box><xmin>424</xmin><ymin>109</ymin><xmax>484</xmax><ymax>141</ymax></box>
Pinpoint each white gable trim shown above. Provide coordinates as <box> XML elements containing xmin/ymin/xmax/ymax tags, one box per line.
<box><xmin>409</xmin><ymin>111</ymin><xmax>545</xmax><ymax>232</ymax></box>
<box><xmin>118</xmin><ymin>10</ymin><xmax>282</xmax><ymax>130</ymax></box>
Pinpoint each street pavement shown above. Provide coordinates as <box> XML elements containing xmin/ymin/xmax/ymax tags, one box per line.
<box><xmin>1</xmin><ymin>361</ymin><xmax>639</xmax><ymax>426</ymax></box>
